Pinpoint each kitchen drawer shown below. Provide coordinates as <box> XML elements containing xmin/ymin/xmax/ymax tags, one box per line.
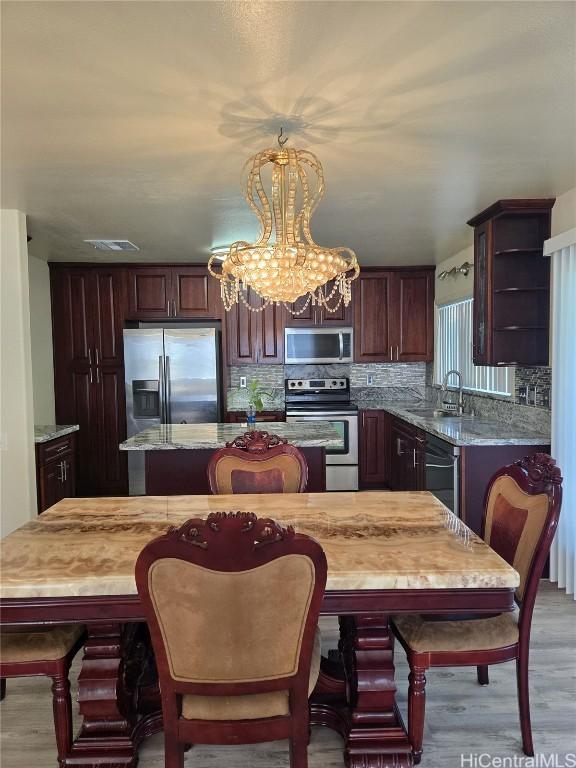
<box><xmin>37</xmin><ymin>435</ymin><xmax>74</xmax><ymax>465</ymax></box>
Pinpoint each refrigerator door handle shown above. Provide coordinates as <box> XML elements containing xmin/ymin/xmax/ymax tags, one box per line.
<box><xmin>165</xmin><ymin>355</ymin><xmax>172</xmax><ymax>424</ymax></box>
<box><xmin>158</xmin><ymin>355</ymin><xmax>166</xmax><ymax>423</ymax></box>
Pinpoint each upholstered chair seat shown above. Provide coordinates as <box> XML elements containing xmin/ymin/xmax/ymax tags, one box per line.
<box><xmin>0</xmin><ymin>624</ymin><xmax>85</xmax><ymax>767</ymax></box>
<box><xmin>0</xmin><ymin>625</ymin><xmax>84</xmax><ymax>664</ymax></box>
<box><xmin>182</xmin><ymin>628</ymin><xmax>321</xmax><ymax>721</ymax></box>
<box><xmin>392</xmin><ymin>611</ymin><xmax>519</xmax><ymax>654</ymax></box>
<box><xmin>391</xmin><ymin>453</ymin><xmax>563</xmax><ymax>765</ymax></box>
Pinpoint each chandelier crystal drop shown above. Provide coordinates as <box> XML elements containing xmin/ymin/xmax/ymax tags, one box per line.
<box><xmin>208</xmin><ymin>143</ymin><xmax>359</xmax><ymax>311</ymax></box>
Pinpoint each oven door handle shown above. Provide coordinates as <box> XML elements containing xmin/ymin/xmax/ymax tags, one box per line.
<box><xmin>425</xmin><ymin>461</ymin><xmax>454</xmax><ymax>469</ymax></box>
<box><xmin>286</xmin><ymin>411</ymin><xmax>356</xmax><ymax>418</ymax></box>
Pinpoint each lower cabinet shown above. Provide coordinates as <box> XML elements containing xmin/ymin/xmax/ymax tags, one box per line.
<box><xmin>226</xmin><ymin>411</ymin><xmax>286</xmax><ymax>424</ymax></box>
<box><xmin>359</xmin><ymin>410</ymin><xmax>391</xmax><ymax>488</ymax></box>
<box><xmin>35</xmin><ymin>433</ymin><xmax>77</xmax><ymax>513</ymax></box>
<box><xmin>389</xmin><ymin>417</ymin><xmax>426</xmax><ymax>491</ymax></box>
<box><xmin>359</xmin><ymin>410</ymin><xmax>426</xmax><ymax>491</ymax></box>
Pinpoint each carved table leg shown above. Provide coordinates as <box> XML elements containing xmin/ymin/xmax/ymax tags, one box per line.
<box><xmin>340</xmin><ymin>614</ymin><xmax>413</xmax><ymax>768</ymax></box>
<box><xmin>65</xmin><ymin>623</ymin><xmax>161</xmax><ymax>767</ymax></box>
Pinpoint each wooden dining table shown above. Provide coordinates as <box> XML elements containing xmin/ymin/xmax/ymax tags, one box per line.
<box><xmin>0</xmin><ymin>491</ymin><xmax>518</xmax><ymax>768</ymax></box>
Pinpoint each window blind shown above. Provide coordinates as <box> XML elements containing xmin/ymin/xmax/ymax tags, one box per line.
<box><xmin>434</xmin><ymin>298</ymin><xmax>512</xmax><ymax>396</ymax></box>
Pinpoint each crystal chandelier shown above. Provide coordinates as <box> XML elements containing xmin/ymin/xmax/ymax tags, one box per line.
<box><xmin>208</xmin><ymin>133</ymin><xmax>359</xmax><ymax>313</ymax></box>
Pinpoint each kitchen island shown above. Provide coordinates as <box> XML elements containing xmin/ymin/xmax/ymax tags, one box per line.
<box><xmin>119</xmin><ymin>421</ymin><xmax>343</xmax><ymax>494</ymax></box>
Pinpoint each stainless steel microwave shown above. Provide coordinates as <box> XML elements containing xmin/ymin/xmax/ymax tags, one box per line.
<box><xmin>284</xmin><ymin>327</ymin><xmax>354</xmax><ymax>364</ymax></box>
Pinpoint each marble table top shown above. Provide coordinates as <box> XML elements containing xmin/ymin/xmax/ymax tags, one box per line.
<box><xmin>360</xmin><ymin>401</ymin><xmax>550</xmax><ymax>447</ymax></box>
<box><xmin>119</xmin><ymin>421</ymin><xmax>343</xmax><ymax>451</ymax></box>
<box><xmin>0</xmin><ymin>492</ymin><xmax>518</xmax><ymax>598</ymax></box>
<box><xmin>34</xmin><ymin>425</ymin><xmax>79</xmax><ymax>444</ymax></box>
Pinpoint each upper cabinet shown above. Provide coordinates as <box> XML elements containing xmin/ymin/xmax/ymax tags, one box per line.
<box><xmin>354</xmin><ymin>268</ymin><xmax>434</xmax><ymax>363</ymax></box>
<box><xmin>284</xmin><ymin>278</ymin><xmax>354</xmax><ymax>327</ymax></box>
<box><xmin>127</xmin><ymin>266</ymin><xmax>221</xmax><ymax>319</ymax></box>
<box><xmin>467</xmin><ymin>199</ymin><xmax>554</xmax><ymax>366</ymax></box>
<box><xmin>225</xmin><ymin>287</ymin><xmax>285</xmax><ymax>365</ymax></box>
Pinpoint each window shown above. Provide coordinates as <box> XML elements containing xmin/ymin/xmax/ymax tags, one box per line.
<box><xmin>434</xmin><ymin>298</ymin><xmax>512</xmax><ymax>396</ymax></box>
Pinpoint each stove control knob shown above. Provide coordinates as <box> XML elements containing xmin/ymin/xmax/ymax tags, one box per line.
<box><xmin>297</xmin><ymin>381</ymin><xmax>303</xmax><ymax>387</ymax></box>
<box><xmin>340</xmin><ymin>381</ymin><xmax>345</xmax><ymax>387</ymax></box>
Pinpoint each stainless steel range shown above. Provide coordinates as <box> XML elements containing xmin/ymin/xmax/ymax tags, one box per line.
<box><xmin>285</xmin><ymin>378</ymin><xmax>358</xmax><ymax>491</ymax></box>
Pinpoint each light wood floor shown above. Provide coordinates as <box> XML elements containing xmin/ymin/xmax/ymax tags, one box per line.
<box><xmin>1</xmin><ymin>582</ymin><xmax>575</xmax><ymax>767</ymax></box>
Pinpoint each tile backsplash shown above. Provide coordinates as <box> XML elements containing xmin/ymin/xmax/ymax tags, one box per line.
<box><xmin>424</xmin><ymin>363</ymin><xmax>551</xmax><ymax>433</ymax></box>
<box><xmin>226</xmin><ymin>361</ymin><xmax>551</xmax><ymax>435</ymax></box>
<box><xmin>227</xmin><ymin>363</ymin><xmax>427</xmax><ymax>411</ymax></box>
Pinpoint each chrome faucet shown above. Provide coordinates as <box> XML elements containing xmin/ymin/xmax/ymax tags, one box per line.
<box><xmin>439</xmin><ymin>370</ymin><xmax>464</xmax><ymax>415</ymax></box>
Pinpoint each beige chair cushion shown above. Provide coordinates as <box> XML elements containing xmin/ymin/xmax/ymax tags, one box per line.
<box><xmin>393</xmin><ymin>612</ymin><xmax>519</xmax><ymax>654</ymax></box>
<box><xmin>149</xmin><ymin>554</ymin><xmax>315</xmax><ymax>684</ymax></box>
<box><xmin>484</xmin><ymin>475</ymin><xmax>549</xmax><ymax>600</ymax></box>
<box><xmin>181</xmin><ymin>627</ymin><xmax>322</xmax><ymax>721</ymax></box>
<box><xmin>212</xmin><ymin>454</ymin><xmax>303</xmax><ymax>494</ymax></box>
<box><xmin>0</xmin><ymin>625</ymin><xmax>84</xmax><ymax>664</ymax></box>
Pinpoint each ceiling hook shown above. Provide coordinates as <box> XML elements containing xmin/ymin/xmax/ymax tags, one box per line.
<box><xmin>277</xmin><ymin>126</ymin><xmax>288</xmax><ymax>148</ymax></box>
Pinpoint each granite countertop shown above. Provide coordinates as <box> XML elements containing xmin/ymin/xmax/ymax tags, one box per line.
<box><xmin>34</xmin><ymin>425</ymin><xmax>79</xmax><ymax>444</ymax></box>
<box><xmin>0</xmin><ymin>492</ymin><xmax>518</xmax><ymax>597</ymax></box>
<box><xmin>119</xmin><ymin>421</ymin><xmax>343</xmax><ymax>451</ymax></box>
<box><xmin>355</xmin><ymin>400</ymin><xmax>550</xmax><ymax>447</ymax></box>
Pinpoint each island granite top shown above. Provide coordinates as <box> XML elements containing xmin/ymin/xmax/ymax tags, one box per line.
<box><xmin>34</xmin><ymin>425</ymin><xmax>79</xmax><ymax>444</ymax></box>
<box><xmin>358</xmin><ymin>400</ymin><xmax>550</xmax><ymax>447</ymax></box>
<box><xmin>119</xmin><ymin>421</ymin><xmax>343</xmax><ymax>451</ymax></box>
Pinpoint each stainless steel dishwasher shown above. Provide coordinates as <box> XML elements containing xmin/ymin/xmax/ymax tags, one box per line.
<box><xmin>425</xmin><ymin>434</ymin><xmax>460</xmax><ymax>515</ymax></box>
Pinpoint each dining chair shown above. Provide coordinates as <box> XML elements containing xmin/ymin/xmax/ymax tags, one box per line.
<box><xmin>0</xmin><ymin>624</ymin><xmax>85</xmax><ymax>766</ymax></box>
<box><xmin>392</xmin><ymin>453</ymin><xmax>563</xmax><ymax>763</ymax></box>
<box><xmin>207</xmin><ymin>430</ymin><xmax>308</xmax><ymax>494</ymax></box>
<box><xmin>135</xmin><ymin>510</ymin><xmax>327</xmax><ymax>768</ymax></box>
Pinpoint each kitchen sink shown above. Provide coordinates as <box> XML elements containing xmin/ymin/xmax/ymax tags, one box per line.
<box><xmin>406</xmin><ymin>406</ymin><xmax>477</xmax><ymax>420</ymax></box>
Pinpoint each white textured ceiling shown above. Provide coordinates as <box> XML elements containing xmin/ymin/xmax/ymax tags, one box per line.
<box><xmin>2</xmin><ymin>1</ymin><xmax>575</xmax><ymax>266</ymax></box>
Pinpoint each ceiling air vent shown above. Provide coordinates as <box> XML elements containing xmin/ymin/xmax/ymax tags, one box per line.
<box><xmin>84</xmin><ymin>239</ymin><xmax>139</xmax><ymax>251</ymax></box>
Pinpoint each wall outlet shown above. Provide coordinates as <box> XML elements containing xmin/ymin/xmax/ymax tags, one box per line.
<box><xmin>239</xmin><ymin>376</ymin><xmax>247</xmax><ymax>388</ymax></box>
<box><xmin>367</xmin><ymin>374</ymin><xmax>374</xmax><ymax>386</ymax></box>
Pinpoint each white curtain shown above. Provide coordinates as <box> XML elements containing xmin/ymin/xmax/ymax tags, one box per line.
<box><xmin>435</xmin><ymin>299</ymin><xmax>512</xmax><ymax>396</ymax></box>
<box><xmin>548</xmin><ymin>232</ymin><xmax>576</xmax><ymax>598</ymax></box>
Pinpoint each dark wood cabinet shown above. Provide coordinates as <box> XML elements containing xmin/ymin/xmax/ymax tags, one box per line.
<box><xmin>395</xmin><ymin>271</ymin><xmax>434</xmax><ymax>361</ymax></box>
<box><xmin>284</xmin><ymin>279</ymin><xmax>354</xmax><ymax>327</ymax></box>
<box><xmin>359</xmin><ymin>409</ymin><xmax>391</xmax><ymax>488</ymax></box>
<box><xmin>50</xmin><ymin>266</ymin><xmax>128</xmax><ymax>496</ymax></box>
<box><xmin>354</xmin><ymin>268</ymin><xmax>434</xmax><ymax>363</ymax></box>
<box><xmin>35</xmin><ymin>433</ymin><xmax>76</xmax><ymax>513</ymax></box>
<box><xmin>127</xmin><ymin>266</ymin><xmax>221</xmax><ymax>320</ymax></box>
<box><xmin>128</xmin><ymin>266</ymin><xmax>171</xmax><ymax>319</ymax></box>
<box><xmin>225</xmin><ymin>288</ymin><xmax>284</xmax><ymax>364</ymax></box>
<box><xmin>226</xmin><ymin>411</ymin><xmax>286</xmax><ymax>423</ymax></box>
<box><xmin>467</xmin><ymin>199</ymin><xmax>554</xmax><ymax>366</ymax></box>
<box><xmin>389</xmin><ymin>417</ymin><xmax>426</xmax><ymax>491</ymax></box>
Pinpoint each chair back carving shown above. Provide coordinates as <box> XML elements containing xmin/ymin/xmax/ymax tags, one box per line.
<box><xmin>135</xmin><ymin>511</ymin><xmax>326</xmax><ymax>710</ymax></box>
<box><xmin>207</xmin><ymin>430</ymin><xmax>308</xmax><ymax>494</ymax></box>
<box><xmin>482</xmin><ymin>453</ymin><xmax>562</xmax><ymax>628</ymax></box>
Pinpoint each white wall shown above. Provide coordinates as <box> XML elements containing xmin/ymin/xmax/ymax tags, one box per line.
<box><xmin>28</xmin><ymin>254</ymin><xmax>55</xmax><ymax>424</ymax></box>
<box><xmin>551</xmin><ymin>187</ymin><xmax>576</xmax><ymax>236</ymax></box>
<box><xmin>434</xmin><ymin>244</ymin><xmax>474</xmax><ymax>305</ymax></box>
<box><xmin>0</xmin><ymin>210</ymin><xmax>37</xmax><ymax>536</ymax></box>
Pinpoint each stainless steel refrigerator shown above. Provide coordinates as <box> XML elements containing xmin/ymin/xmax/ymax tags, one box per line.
<box><xmin>124</xmin><ymin>326</ymin><xmax>221</xmax><ymax>495</ymax></box>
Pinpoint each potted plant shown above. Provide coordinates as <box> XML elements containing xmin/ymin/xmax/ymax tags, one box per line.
<box><xmin>245</xmin><ymin>379</ymin><xmax>273</xmax><ymax>425</ymax></box>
